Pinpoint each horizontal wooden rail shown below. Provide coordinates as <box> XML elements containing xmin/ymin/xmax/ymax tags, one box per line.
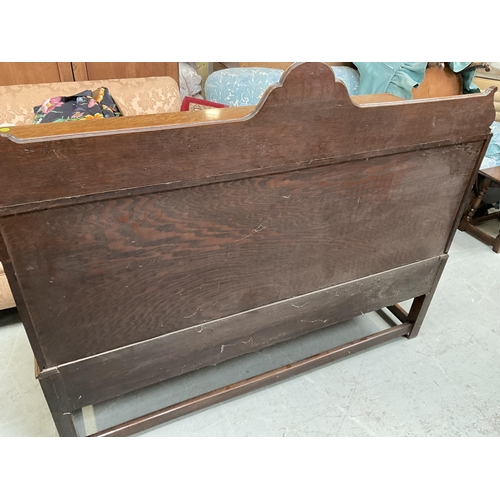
<box><xmin>91</xmin><ymin>322</ymin><xmax>411</xmax><ymax>437</ymax></box>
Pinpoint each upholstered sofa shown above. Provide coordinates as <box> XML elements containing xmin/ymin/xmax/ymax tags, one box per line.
<box><xmin>0</xmin><ymin>76</ymin><xmax>181</xmax><ymax>126</ymax></box>
<box><xmin>0</xmin><ymin>75</ymin><xmax>181</xmax><ymax>310</ymax></box>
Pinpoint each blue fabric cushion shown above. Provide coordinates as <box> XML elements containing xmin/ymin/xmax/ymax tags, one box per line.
<box><xmin>481</xmin><ymin>121</ymin><xmax>500</xmax><ymax>206</ymax></box>
<box><xmin>205</xmin><ymin>67</ymin><xmax>284</xmax><ymax>107</ymax></box>
<box><xmin>481</xmin><ymin>121</ymin><xmax>500</xmax><ymax>170</ymax></box>
<box><xmin>204</xmin><ymin>65</ymin><xmax>360</xmax><ymax>107</ymax></box>
<box><xmin>331</xmin><ymin>66</ymin><xmax>360</xmax><ymax>96</ymax></box>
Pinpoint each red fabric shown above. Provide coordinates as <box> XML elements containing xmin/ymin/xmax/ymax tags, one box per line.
<box><xmin>181</xmin><ymin>97</ymin><xmax>229</xmax><ymax>111</ymax></box>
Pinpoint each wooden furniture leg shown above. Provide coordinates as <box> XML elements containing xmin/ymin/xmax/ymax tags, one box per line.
<box><xmin>464</xmin><ymin>210</ymin><xmax>500</xmax><ymax>253</ymax></box>
<box><xmin>459</xmin><ymin>166</ymin><xmax>500</xmax><ymax>253</ymax></box>
<box><xmin>37</xmin><ymin>370</ymin><xmax>79</xmax><ymax>437</ymax></box>
<box><xmin>459</xmin><ymin>176</ymin><xmax>492</xmax><ymax>230</ymax></box>
<box><xmin>387</xmin><ymin>255</ymin><xmax>448</xmax><ymax>340</ymax></box>
<box><xmin>494</xmin><ymin>231</ymin><xmax>500</xmax><ymax>253</ymax></box>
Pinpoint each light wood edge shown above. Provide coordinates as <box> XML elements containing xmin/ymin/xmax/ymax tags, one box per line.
<box><xmin>1</xmin><ymin>86</ymin><xmax>496</xmax><ymax>145</ymax></box>
<box><xmin>0</xmin><ymin>94</ymin><xmax>403</xmax><ymax>144</ymax></box>
<box><xmin>481</xmin><ymin>166</ymin><xmax>500</xmax><ymax>182</ymax></box>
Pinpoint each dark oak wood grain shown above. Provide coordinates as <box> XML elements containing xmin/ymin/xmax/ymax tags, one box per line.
<box><xmin>0</xmin><ymin>62</ymin><xmax>494</xmax><ymax>436</ymax></box>
<box><xmin>0</xmin><ymin>142</ymin><xmax>483</xmax><ymax>368</ymax></box>
<box><xmin>44</xmin><ymin>256</ymin><xmax>443</xmax><ymax>411</ymax></box>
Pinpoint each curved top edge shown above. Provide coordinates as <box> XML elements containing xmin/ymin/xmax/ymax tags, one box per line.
<box><xmin>1</xmin><ymin>63</ymin><xmax>497</xmax><ymax>144</ymax></box>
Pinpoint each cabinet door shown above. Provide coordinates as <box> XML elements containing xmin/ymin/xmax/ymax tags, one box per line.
<box><xmin>82</xmin><ymin>62</ymin><xmax>179</xmax><ymax>83</ymax></box>
<box><xmin>0</xmin><ymin>62</ymin><xmax>74</xmax><ymax>86</ymax></box>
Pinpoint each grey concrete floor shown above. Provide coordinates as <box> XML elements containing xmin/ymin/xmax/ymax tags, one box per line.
<box><xmin>1</xmin><ymin>229</ymin><xmax>500</xmax><ymax>437</ymax></box>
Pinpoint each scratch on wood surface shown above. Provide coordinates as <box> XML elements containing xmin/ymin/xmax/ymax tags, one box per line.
<box><xmin>221</xmin><ymin>338</ymin><xmax>253</xmax><ymax>353</ymax></box>
<box><xmin>184</xmin><ymin>308</ymin><xmax>200</xmax><ymax>319</ymax></box>
<box><xmin>291</xmin><ymin>302</ymin><xmax>310</xmax><ymax>308</ymax></box>
<box><xmin>220</xmin><ymin>343</ymin><xmax>234</xmax><ymax>353</ymax></box>
<box><xmin>52</xmin><ymin>148</ymin><xmax>68</xmax><ymax>161</ymax></box>
<box><xmin>233</xmin><ymin>220</ymin><xmax>268</xmax><ymax>243</ymax></box>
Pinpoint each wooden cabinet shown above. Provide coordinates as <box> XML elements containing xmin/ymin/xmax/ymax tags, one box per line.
<box><xmin>78</xmin><ymin>62</ymin><xmax>179</xmax><ymax>82</ymax></box>
<box><xmin>0</xmin><ymin>62</ymin><xmax>74</xmax><ymax>85</ymax></box>
<box><xmin>0</xmin><ymin>62</ymin><xmax>179</xmax><ymax>86</ymax></box>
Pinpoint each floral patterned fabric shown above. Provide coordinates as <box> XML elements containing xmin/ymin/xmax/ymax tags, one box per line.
<box><xmin>205</xmin><ymin>67</ymin><xmax>284</xmax><ymax>107</ymax></box>
<box><xmin>33</xmin><ymin>87</ymin><xmax>121</xmax><ymax>124</ymax></box>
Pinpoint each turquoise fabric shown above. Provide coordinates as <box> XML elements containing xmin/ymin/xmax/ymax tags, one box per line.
<box><xmin>354</xmin><ymin>62</ymin><xmax>480</xmax><ymax>99</ymax></box>
<box><xmin>448</xmin><ymin>62</ymin><xmax>470</xmax><ymax>72</ymax></box>
<box><xmin>204</xmin><ymin>65</ymin><xmax>360</xmax><ymax>107</ymax></box>
<box><xmin>448</xmin><ymin>62</ymin><xmax>480</xmax><ymax>94</ymax></box>
<box><xmin>205</xmin><ymin>63</ymin><xmax>481</xmax><ymax>107</ymax></box>
<box><xmin>354</xmin><ymin>62</ymin><xmax>427</xmax><ymax>100</ymax></box>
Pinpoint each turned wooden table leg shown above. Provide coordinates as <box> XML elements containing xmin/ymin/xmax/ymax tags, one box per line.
<box><xmin>459</xmin><ymin>177</ymin><xmax>492</xmax><ymax>230</ymax></box>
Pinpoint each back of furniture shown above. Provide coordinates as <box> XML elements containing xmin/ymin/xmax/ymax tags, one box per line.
<box><xmin>0</xmin><ymin>63</ymin><xmax>495</xmax><ymax>410</ymax></box>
